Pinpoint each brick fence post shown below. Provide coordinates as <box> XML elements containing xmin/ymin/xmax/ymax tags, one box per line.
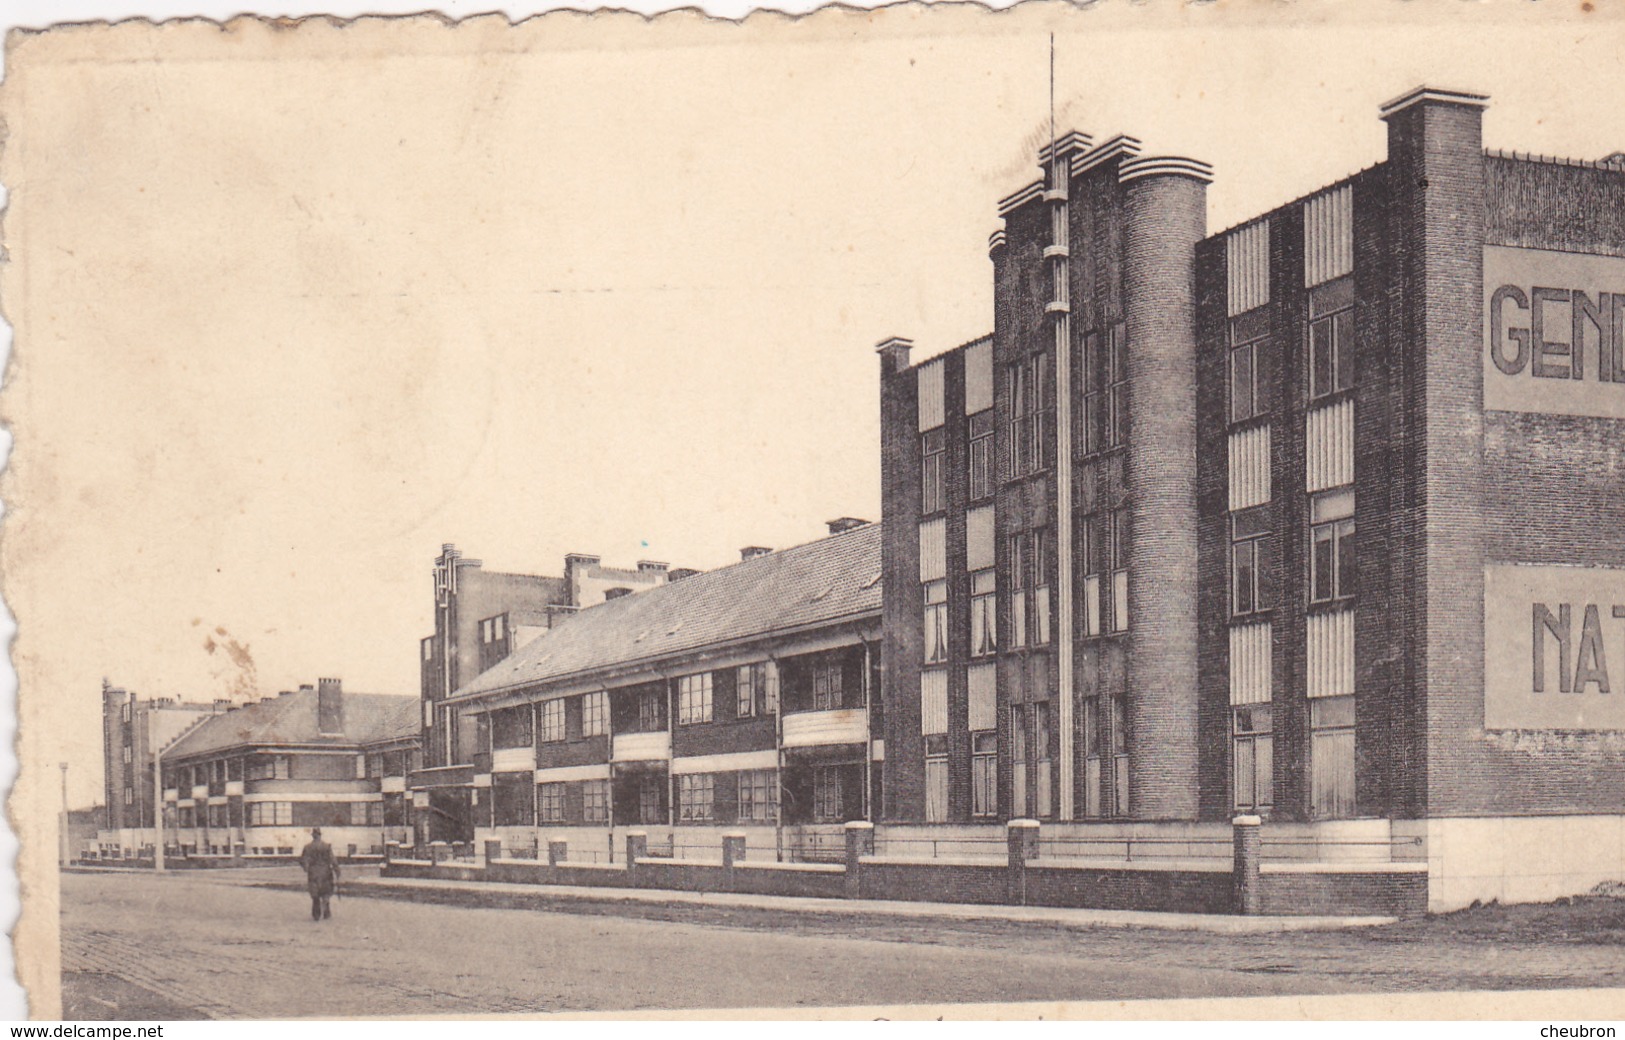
<box><xmin>383</xmin><ymin>841</ymin><xmax>398</xmax><ymax>865</ymax></box>
<box><xmin>1007</xmin><ymin>819</ymin><xmax>1040</xmax><ymax>906</ymax></box>
<box><xmin>844</xmin><ymin>820</ymin><xmax>874</xmax><ymax>899</ymax></box>
<box><xmin>429</xmin><ymin>840</ymin><xmax>449</xmax><ymax>865</ymax></box>
<box><xmin>722</xmin><ymin>832</ymin><xmax>746</xmax><ymax>891</ymax></box>
<box><xmin>1233</xmin><ymin>815</ymin><xmax>1263</xmax><ymax>915</ymax></box>
<box><xmin>626</xmin><ymin>830</ymin><xmax>648</xmax><ymax>885</ymax></box>
<box><xmin>547</xmin><ymin>839</ymin><xmax>568</xmax><ymax>867</ymax></box>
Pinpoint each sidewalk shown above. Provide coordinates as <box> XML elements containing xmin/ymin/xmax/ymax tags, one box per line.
<box><xmin>258</xmin><ymin>871</ymin><xmax>1397</xmax><ymax>934</ymax></box>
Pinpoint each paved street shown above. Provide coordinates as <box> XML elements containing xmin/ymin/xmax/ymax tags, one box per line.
<box><xmin>61</xmin><ymin>869</ymin><xmax>1625</xmax><ymax>1019</ymax></box>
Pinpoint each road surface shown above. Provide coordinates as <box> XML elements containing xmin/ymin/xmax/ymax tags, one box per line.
<box><xmin>58</xmin><ymin>868</ymin><xmax>1624</xmax><ymax>1019</ymax></box>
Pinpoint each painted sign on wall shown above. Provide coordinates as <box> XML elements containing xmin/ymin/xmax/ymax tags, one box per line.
<box><xmin>1485</xmin><ymin>564</ymin><xmax>1625</xmax><ymax>731</ymax></box>
<box><xmin>1485</xmin><ymin>245</ymin><xmax>1625</xmax><ymax>419</ymax></box>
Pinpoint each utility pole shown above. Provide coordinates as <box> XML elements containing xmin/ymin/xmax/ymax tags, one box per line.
<box><xmin>58</xmin><ymin>763</ymin><xmax>69</xmax><ymax>867</ymax></box>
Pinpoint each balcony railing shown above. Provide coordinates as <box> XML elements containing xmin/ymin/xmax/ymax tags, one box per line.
<box><xmin>611</xmin><ymin>730</ymin><xmax>672</xmax><ymax>762</ymax></box>
<box><xmin>782</xmin><ymin>708</ymin><xmax>868</xmax><ymax>748</ymax></box>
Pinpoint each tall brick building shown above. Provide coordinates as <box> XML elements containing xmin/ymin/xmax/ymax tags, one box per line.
<box><xmin>878</xmin><ymin>86</ymin><xmax>1625</xmax><ymax>908</ymax></box>
<box><xmin>97</xmin><ymin>682</ymin><xmax>229</xmax><ymax>856</ymax></box>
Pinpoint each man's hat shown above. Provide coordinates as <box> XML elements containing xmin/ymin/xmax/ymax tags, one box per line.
<box><xmin>311</xmin><ymin>827</ymin><xmax>322</xmax><ymax>838</ymax></box>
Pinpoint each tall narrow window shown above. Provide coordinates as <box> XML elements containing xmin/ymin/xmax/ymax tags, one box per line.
<box><xmin>1309</xmin><ymin>490</ymin><xmax>1356</xmax><ymax>603</ymax></box>
<box><xmin>738</xmin><ymin>769</ymin><xmax>778</xmax><ymax>822</ymax></box>
<box><xmin>812</xmin><ymin>660</ymin><xmax>843</xmax><ymax>711</ymax></box>
<box><xmin>1231</xmin><ymin>505</ymin><xmax>1273</xmax><ymax>616</ymax></box>
<box><xmin>1109</xmin><ymin>693</ymin><xmax>1130</xmax><ymax>817</ymax></box>
<box><xmin>1109</xmin><ymin>509</ymin><xmax>1131</xmax><ymax>634</ymax></box>
<box><xmin>920</xmin><ymin>427</ymin><xmax>946</xmax><ymax>514</ymax></box>
<box><xmin>1080</xmin><ymin>330</ymin><xmax>1102</xmax><ymax>454</ymax></box>
<box><xmin>1309</xmin><ymin>278</ymin><xmax>1355</xmax><ymax>399</ymax></box>
<box><xmin>967</xmin><ymin>412</ymin><xmax>994</xmax><ymax>500</ymax></box>
<box><xmin>1082</xmin><ymin>514</ymin><xmax>1104</xmax><ymax>637</ymax></box>
<box><xmin>1232</xmin><ymin>704</ymin><xmax>1274</xmax><ymax>811</ymax></box>
<box><xmin>1033</xmin><ymin>528</ymin><xmax>1052</xmax><ymax>646</ymax></box>
<box><xmin>582</xmin><ymin>780</ymin><xmax>610</xmax><ymax>824</ymax></box>
<box><xmin>970</xmin><ymin>733</ymin><xmax>998</xmax><ymax>819</ymax></box>
<box><xmin>736</xmin><ymin>664</ymin><xmax>764</xmax><ymax>718</ymax></box>
<box><xmin>1105</xmin><ymin>323</ymin><xmax>1128</xmax><ymax>447</ymax></box>
<box><xmin>638</xmin><ymin>688</ymin><xmax>666</xmax><ymax>732</ymax></box>
<box><xmin>812</xmin><ymin>766</ymin><xmax>845</xmax><ymax>823</ymax></box>
<box><xmin>970</xmin><ymin>569</ymin><xmax>997</xmax><ymax>657</ymax></box>
<box><xmin>1230</xmin><ymin>312</ymin><xmax>1267</xmax><ymax>423</ymax></box>
<box><xmin>1032</xmin><ymin>702</ymin><xmax>1053</xmax><ymax>819</ymax></box>
<box><xmin>1009</xmin><ymin>532</ymin><xmax>1030</xmax><ymax>649</ymax></box>
<box><xmin>1009</xmin><ymin>707</ymin><xmax>1028</xmax><ymax>818</ymax></box>
<box><xmin>1083</xmin><ymin>696</ymin><xmax>1102</xmax><ymax>817</ymax></box>
<box><xmin>1008</xmin><ymin>351</ymin><xmax>1053</xmax><ymax>477</ymax></box>
<box><xmin>922</xmin><ymin>580</ymin><xmax>948</xmax><ymax>663</ymax></box>
<box><xmin>924</xmin><ymin>735</ymin><xmax>949</xmax><ymax>823</ymax></box>
<box><xmin>538</xmin><ymin>782</ymin><xmax>565</xmax><ymax>824</ymax></box>
<box><xmin>638</xmin><ymin>774</ymin><xmax>666</xmax><ymax>825</ymax></box>
<box><xmin>1310</xmin><ymin>696</ymin><xmax>1356</xmax><ymax>817</ymax></box>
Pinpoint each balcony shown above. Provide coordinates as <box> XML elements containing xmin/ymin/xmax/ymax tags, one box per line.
<box><xmin>782</xmin><ymin>708</ymin><xmax>869</xmax><ymax>748</ymax></box>
<box><xmin>611</xmin><ymin>730</ymin><xmax>671</xmax><ymax>763</ymax></box>
<box><xmin>408</xmin><ymin>763</ymin><xmax>474</xmax><ymax>790</ymax></box>
<box><xmin>490</xmin><ymin>746</ymin><xmax>536</xmax><ymax>773</ymax></box>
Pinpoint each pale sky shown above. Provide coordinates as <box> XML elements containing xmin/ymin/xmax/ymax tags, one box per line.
<box><xmin>6</xmin><ymin>5</ymin><xmax>1623</xmax><ymax>809</ymax></box>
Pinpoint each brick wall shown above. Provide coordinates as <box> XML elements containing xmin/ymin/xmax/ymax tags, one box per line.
<box><xmin>1259</xmin><ymin>868</ymin><xmax>1428</xmax><ymax>917</ymax></box>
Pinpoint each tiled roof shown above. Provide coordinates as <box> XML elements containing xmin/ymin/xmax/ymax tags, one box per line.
<box><xmin>455</xmin><ymin>522</ymin><xmax>883</xmax><ymax>701</ymax></box>
<box><xmin>164</xmin><ymin>689</ymin><xmax>419</xmax><ymax>760</ymax></box>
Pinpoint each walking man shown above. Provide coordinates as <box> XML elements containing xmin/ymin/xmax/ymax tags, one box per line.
<box><xmin>298</xmin><ymin>826</ymin><xmax>340</xmax><ymax>921</ymax></box>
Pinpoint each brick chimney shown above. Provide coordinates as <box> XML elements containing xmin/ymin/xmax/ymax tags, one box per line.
<box><xmin>826</xmin><ymin>517</ymin><xmax>870</xmax><ymax>535</ymax></box>
<box><xmin>604</xmin><ymin>587</ymin><xmax>634</xmax><ymax>600</ymax></box>
<box><xmin>667</xmin><ymin>567</ymin><xmax>701</xmax><ymax>582</ymax></box>
<box><xmin>740</xmin><ymin>546</ymin><xmax>773</xmax><ymax>562</ymax></box>
<box><xmin>317</xmin><ymin>677</ymin><xmax>344</xmax><ymax>737</ymax></box>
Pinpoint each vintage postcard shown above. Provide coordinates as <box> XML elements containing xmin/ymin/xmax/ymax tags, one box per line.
<box><xmin>4</xmin><ymin>0</ymin><xmax>1625</xmax><ymax>1022</ymax></box>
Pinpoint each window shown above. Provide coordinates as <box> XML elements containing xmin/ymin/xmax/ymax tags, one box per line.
<box><xmin>1105</xmin><ymin>323</ymin><xmax>1128</xmax><ymax>448</ymax></box>
<box><xmin>1310</xmin><ymin>696</ymin><xmax>1356</xmax><ymax>817</ymax></box>
<box><xmin>1109</xmin><ymin>694</ymin><xmax>1129</xmax><ymax>817</ymax></box>
<box><xmin>736</xmin><ymin>664</ymin><xmax>759</xmax><ymax>717</ymax></box>
<box><xmin>248</xmin><ymin>802</ymin><xmax>292</xmax><ymax>826</ymax></box>
<box><xmin>920</xmin><ymin>427</ymin><xmax>946</xmax><ymax>514</ymax></box>
<box><xmin>1308</xmin><ymin>280</ymin><xmax>1355</xmax><ymax>399</ymax></box>
<box><xmin>1032</xmin><ymin>702</ymin><xmax>1053</xmax><ymax>819</ymax></box>
<box><xmin>120</xmin><ymin>702</ymin><xmax>132</xmax><ymax>723</ymax></box>
<box><xmin>122</xmin><ymin>745</ymin><xmax>131</xmax><ymax>764</ymax></box>
<box><xmin>1009</xmin><ymin>529</ymin><xmax>1051</xmax><ymax>648</ymax></box>
<box><xmin>538</xmin><ymin>699</ymin><xmax>566</xmax><ymax>743</ymax></box>
<box><xmin>1230</xmin><ymin>314</ymin><xmax>1267</xmax><ymax>423</ymax></box>
<box><xmin>581</xmin><ymin>692</ymin><xmax>608</xmax><ymax>738</ymax></box>
<box><xmin>1233</xmin><ymin>705</ymin><xmax>1274</xmax><ymax>811</ymax></box>
<box><xmin>970</xmin><ymin>569</ymin><xmax>998</xmax><ymax>657</ymax></box>
<box><xmin>1010</xmin><ymin>707</ymin><xmax>1028</xmax><ymax>818</ymax></box>
<box><xmin>677</xmin><ymin>673</ymin><xmax>713</xmax><ymax>726</ymax></box>
<box><xmin>968</xmin><ymin>411</ymin><xmax>994</xmax><ymax>500</ymax></box>
<box><xmin>246</xmin><ymin>755</ymin><xmax>290</xmax><ymax>781</ymax></box>
<box><xmin>813</xmin><ymin>766</ymin><xmax>846</xmax><ymax>823</ymax></box>
<box><xmin>638</xmin><ymin>688</ymin><xmax>666</xmax><ymax>732</ymax></box>
<box><xmin>922</xmin><ymin>580</ymin><xmax>948</xmax><ymax>663</ymax></box>
<box><xmin>493</xmin><ymin>773</ymin><xmax>535</xmax><ymax>826</ymax></box>
<box><xmin>538</xmin><ymin>782</ymin><xmax>566</xmax><ymax>824</ymax></box>
<box><xmin>738</xmin><ymin>769</ymin><xmax>778</xmax><ymax>822</ymax></box>
<box><xmin>812</xmin><ymin>660</ymin><xmax>844</xmax><ymax>711</ymax></box>
<box><xmin>1108</xmin><ymin>509</ymin><xmax>1130</xmax><ymax>634</ymax></box>
<box><xmin>1081</xmin><ymin>330</ymin><xmax>1102</xmax><ymax>455</ymax></box>
<box><xmin>1008</xmin><ymin>351</ymin><xmax>1053</xmax><ymax>477</ymax></box>
<box><xmin>124</xmin><ymin>786</ymin><xmax>134</xmax><ymax>805</ymax></box>
<box><xmin>638</xmin><ymin>774</ymin><xmax>665</xmax><ymax>824</ymax></box>
<box><xmin>1231</xmin><ymin>505</ymin><xmax>1273</xmax><ymax>616</ymax></box>
<box><xmin>479</xmin><ymin>615</ymin><xmax>506</xmax><ymax>644</ymax></box>
<box><xmin>1082</xmin><ymin>515</ymin><xmax>1104</xmax><ymax>636</ymax></box>
<box><xmin>924</xmin><ymin>737</ymin><xmax>949</xmax><ymax>822</ymax></box>
<box><xmin>422</xmin><ymin>638</ymin><xmax>434</xmax><ymax>662</ymax></box>
<box><xmin>582</xmin><ymin>779</ymin><xmax>610</xmax><ymax>824</ymax></box>
<box><xmin>1309</xmin><ymin>490</ymin><xmax>1356</xmax><ymax>603</ymax></box>
<box><xmin>1083</xmin><ymin>696</ymin><xmax>1102</xmax><ymax>817</ymax></box>
<box><xmin>970</xmin><ymin>732</ymin><xmax>998</xmax><ymax>819</ymax></box>
<box><xmin>677</xmin><ymin>773</ymin><xmax>714</xmax><ymax>822</ymax></box>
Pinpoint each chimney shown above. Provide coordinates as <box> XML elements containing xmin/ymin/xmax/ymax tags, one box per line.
<box><xmin>875</xmin><ymin>336</ymin><xmax>914</xmax><ymax>376</ymax></box>
<box><xmin>212</xmin><ymin>698</ymin><xmax>232</xmax><ymax>711</ymax></box>
<box><xmin>317</xmin><ymin>678</ymin><xmax>344</xmax><ymax>737</ymax></box>
<box><xmin>1601</xmin><ymin>152</ymin><xmax>1625</xmax><ymax>170</ymax></box>
<box><xmin>740</xmin><ymin>546</ymin><xmax>773</xmax><ymax>562</ymax></box>
<box><xmin>667</xmin><ymin>567</ymin><xmax>701</xmax><ymax>582</ymax></box>
<box><xmin>604</xmin><ymin>587</ymin><xmax>633</xmax><ymax>601</ymax></box>
<box><xmin>636</xmin><ymin>560</ymin><xmax>668</xmax><ymax>575</ymax></box>
<box><xmin>826</xmin><ymin>517</ymin><xmax>870</xmax><ymax>535</ymax></box>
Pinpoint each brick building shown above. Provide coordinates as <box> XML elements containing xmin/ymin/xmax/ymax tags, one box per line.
<box><xmin>877</xmin><ymin>86</ymin><xmax>1625</xmax><ymax>909</ymax></box>
<box><xmin>429</xmin><ymin>519</ymin><xmax>881</xmax><ymax>863</ymax></box>
<box><xmin>96</xmin><ymin>682</ymin><xmax>229</xmax><ymax>857</ymax></box>
<box><xmin>412</xmin><ymin>544</ymin><xmax>671</xmax><ymax>842</ymax></box>
<box><xmin>157</xmin><ymin>679</ymin><xmax>420</xmax><ymax>860</ymax></box>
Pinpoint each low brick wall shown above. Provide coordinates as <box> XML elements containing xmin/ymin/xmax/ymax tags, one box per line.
<box><xmin>1260</xmin><ymin>866</ymin><xmax>1429</xmax><ymax>917</ymax></box>
<box><xmin>730</xmin><ymin>862</ymin><xmax>847</xmax><ymax>899</ymax></box>
<box><xmin>1023</xmin><ymin>864</ymin><xmax>1236</xmax><ymax>914</ymax></box>
<box><xmin>858</xmin><ymin>859</ymin><xmax>1009</xmax><ymax>905</ymax></box>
